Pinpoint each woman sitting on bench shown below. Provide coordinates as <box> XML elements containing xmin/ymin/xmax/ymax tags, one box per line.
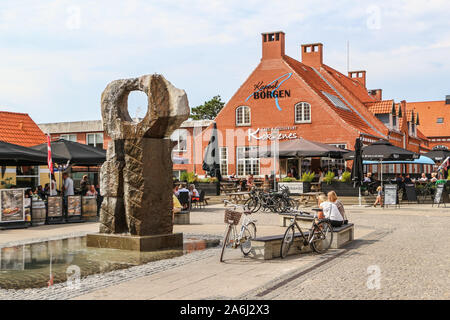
<box><xmin>317</xmin><ymin>194</ymin><xmax>344</xmax><ymax>228</ymax></box>
<box><xmin>327</xmin><ymin>191</ymin><xmax>348</xmax><ymax>225</ymax></box>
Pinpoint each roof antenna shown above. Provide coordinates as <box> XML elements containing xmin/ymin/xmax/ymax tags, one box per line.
<box><xmin>347</xmin><ymin>40</ymin><xmax>350</xmax><ymax>72</ymax></box>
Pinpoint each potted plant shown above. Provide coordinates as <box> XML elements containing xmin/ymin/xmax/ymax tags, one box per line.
<box><xmin>299</xmin><ymin>171</ymin><xmax>315</xmax><ymax>193</ymax></box>
<box><xmin>321</xmin><ymin>171</ymin><xmax>359</xmax><ymax>196</ymax></box>
<box><xmin>195</xmin><ymin>177</ymin><xmax>220</xmax><ymax>196</ymax></box>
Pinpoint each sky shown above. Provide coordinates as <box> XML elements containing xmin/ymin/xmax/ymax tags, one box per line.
<box><xmin>0</xmin><ymin>0</ymin><xmax>449</xmax><ymax>124</ymax></box>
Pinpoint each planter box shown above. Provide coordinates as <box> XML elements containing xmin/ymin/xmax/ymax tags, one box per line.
<box><xmin>321</xmin><ymin>181</ymin><xmax>359</xmax><ymax>196</ymax></box>
<box><xmin>278</xmin><ymin>181</ymin><xmax>310</xmax><ymax>194</ymax></box>
<box><xmin>195</xmin><ymin>182</ymin><xmax>220</xmax><ymax>196</ymax></box>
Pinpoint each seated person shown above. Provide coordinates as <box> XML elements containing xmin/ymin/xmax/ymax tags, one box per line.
<box><xmin>373</xmin><ymin>186</ymin><xmax>383</xmax><ymax>207</ymax></box>
<box><xmin>363</xmin><ymin>173</ymin><xmax>372</xmax><ymax>183</ymax></box>
<box><xmin>403</xmin><ymin>174</ymin><xmax>413</xmax><ymax>184</ymax></box>
<box><xmin>418</xmin><ymin>173</ymin><xmax>428</xmax><ymax>182</ymax></box>
<box><xmin>172</xmin><ymin>194</ymin><xmax>182</xmax><ymax>222</ymax></box>
<box><xmin>430</xmin><ymin>172</ymin><xmax>438</xmax><ymax>183</ymax></box>
<box><xmin>246</xmin><ymin>174</ymin><xmax>255</xmax><ymax>190</ymax></box>
<box><xmin>317</xmin><ymin>194</ymin><xmax>344</xmax><ymax>228</ymax></box>
<box><xmin>327</xmin><ymin>191</ymin><xmax>348</xmax><ymax>224</ymax></box>
<box><xmin>189</xmin><ymin>184</ymin><xmax>200</xmax><ymax>202</ymax></box>
<box><xmin>86</xmin><ymin>185</ymin><xmax>98</xmax><ymax>197</ymax></box>
<box><xmin>175</xmin><ymin>183</ymin><xmax>189</xmax><ymax>196</ymax></box>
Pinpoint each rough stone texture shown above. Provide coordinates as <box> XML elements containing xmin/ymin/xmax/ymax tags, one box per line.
<box><xmin>98</xmin><ymin>74</ymin><xmax>189</xmax><ymax>236</ymax></box>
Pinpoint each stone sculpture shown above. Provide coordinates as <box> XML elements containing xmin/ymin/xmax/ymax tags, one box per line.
<box><xmin>99</xmin><ymin>74</ymin><xmax>189</xmax><ymax>236</ymax></box>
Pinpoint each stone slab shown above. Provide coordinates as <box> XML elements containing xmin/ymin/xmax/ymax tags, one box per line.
<box><xmin>86</xmin><ymin>232</ymin><xmax>183</xmax><ymax>251</ymax></box>
<box><xmin>174</xmin><ymin>211</ymin><xmax>190</xmax><ymax>225</ymax></box>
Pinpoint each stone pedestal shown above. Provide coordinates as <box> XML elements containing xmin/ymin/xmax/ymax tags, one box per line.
<box><xmin>86</xmin><ymin>232</ymin><xmax>183</xmax><ymax>252</ymax></box>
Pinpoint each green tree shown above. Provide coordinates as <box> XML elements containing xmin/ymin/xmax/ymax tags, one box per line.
<box><xmin>190</xmin><ymin>95</ymin><xmax>225</xmax><ymax>120</ymax></box>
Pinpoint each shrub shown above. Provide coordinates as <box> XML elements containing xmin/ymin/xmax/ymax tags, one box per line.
<box><xmin>280</xmin><ymin>177</ymin><xmax>298</xmax><ymax>182</ymax></box>
<box><xmin>340</xmin><ymin>171</ymin><xmax>351</xmax><ymax>183</ymax></box>
<box><xmin>323</xmin><ymin>171</ymin><xmax>335</xmax><ymax>185</ymax></box>
<box><xmin>301</xmin><ymin>171</ymin><xmax>315</xmax><ymax>182</ymax></box>
<box><xmin>197</xmin><ymin>177</ymin><xmax>218</xmax><ymax>183</ymax></box>
<box><xmin>180</xmin><ymin>171</ymin><xmax>197</xmax><ymax>183</ymax></box>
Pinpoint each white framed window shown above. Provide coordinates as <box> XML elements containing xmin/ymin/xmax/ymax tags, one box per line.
<box><xmin>236</xmin><ymin>146</ymin><xmax>260</xmax><ymax>176</ymax></box>
<box><xmin>220</xmin><ymin>147</ymin><xmax>228</xmax><ymax>176</ymax></box>
<box><xmin>294</xmin><ymin>102</ymin><xmax>311</xmax><ymax>123</ymax></box>
<box><xmin>87</xmin><ymin>133</ymin><xmax>104</xmax><ymax>149</ymax></box>
<box><xmin>236</xmin><ymin>106</ymin><xmax>251</xmax><ymax>126</ymax></box>
<box><xmin>60</xmin><ymin>134</ymin><xmax>77</xmax><ymax>142</ymax></box>
<box><xmin>171</xmin><ymin>129</ymin><xmax>188</xmax><ymax>152</ymax></box>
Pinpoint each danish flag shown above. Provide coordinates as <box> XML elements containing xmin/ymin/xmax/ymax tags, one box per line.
<box><xmin>47</xmin><ymin>135</ymin><xmax>54</xmax><ymax>174</ymax></box>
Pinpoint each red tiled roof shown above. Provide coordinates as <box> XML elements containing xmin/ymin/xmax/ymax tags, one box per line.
<box><xmin>282</xmin><ymin>55</ymin><xmax>382</xmax><ymax>138</ymax></box>
<box><xmin>406</xmin><ymin>101</ymin><xmax>450</xmax><ymax>137</ymax></box>
<box><xmin>0</xmin><ymin>111</ymin><xmax>46</xmax><ymax>147</ymax></box>
<box><xmin>365</xmin><ymin>100</ymin><xmax>394</xmax><ymax>114</ymax></box>
<box><xmin>322</xmin><ymin>65</ymin><xmax>376</xmax><ymax>103</ymax></box>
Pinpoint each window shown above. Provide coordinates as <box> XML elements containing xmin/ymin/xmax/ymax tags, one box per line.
<box><xmin>87</xmin><ymin>133</ymin><xmax>104</xmax><ymax>149</ymax></box>
<box><xmin>321</xmin><ymin>91</ymin><xmax>351</xmax><ymax>111</ymax></box>
<box><xmin>60</xmin><ymin>134</ymin><xmax>77</xmax><ymax>142</ymax></box>
<box><xmin>173</xmin><ymin>170</ymin><xmax>186</xmax><ymax>180</ymax></box>
<box><xmin>236</xmin><ymin>106</ymin><xmax>251</xmax><ymax>126</ymax></box>
<box><xmin>294</xmin><ymin>102</ymin><xmax>311</xmax><ymax>123</ymax></box>
<box><xmin>437</xmin><ymin>118</ymin><xmax>444</xmax><ymax>123</ymax></box>
<box><xmin>237</xmin><ymin>146</ymin><xmax>260</xmax><ymax>176</ymax></box>
<box><xmin>15</xmin><ymin>166</ymin><xmax>39</xmax><ymax>188</ymax></box>
<box><xmin>171</xmin><ymin>129</ymin><xmax>188</xmax><ymax>152</ymax></box>
<box><xmin>220</xmin><ymin>147</ymin><xmax>228</xmax><ymax>176</ymax></box>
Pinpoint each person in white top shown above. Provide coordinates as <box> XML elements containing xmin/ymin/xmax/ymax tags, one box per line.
<box><xmin>62</xmin><ymin>172</ymin><xmax>74</xmax><ymax>196</ymax></box>
<box><xmin>418</xmin><ymin>173</ymin><xmax>428</xmax><ymax>182</ymax></box>
<box><xmin>317</xmin><ymin>194</ymin><xmax>344</xmax><ymax>227</ymax></box>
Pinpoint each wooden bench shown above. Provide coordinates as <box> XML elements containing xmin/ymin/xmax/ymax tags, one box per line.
<box><xmin>249</xmin><ymin>223</ymin><xmax>354</xmax><ymax>260</ymax></box>
<box><xmin>173</xmin><ymin>210</ymin><xmax>190</xmax><ymax>225</ymax></box>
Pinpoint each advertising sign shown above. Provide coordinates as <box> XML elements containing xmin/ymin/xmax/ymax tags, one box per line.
<box><xmin>0</xmin><ymin>189</ymin><xmax>25</xmax><ymax>222</ymax></box>
<box><xmin>67</xmin><ymin>195</ymin><xmax>82</xmax><ymax>216</ymax></box>
<box><xmin>278</xmin><ymin>182</ymin><xmax>304</xmax><ymax>195</ymax></box>
<box><xmin>47</xmin><ymin>196</ymin><xmax>63</xmax><ymax>217</ymax></box>
<box><xmin>384</xmin><ymin>184</ymin><xmax>397</xmax><ymax>205</ymax></box>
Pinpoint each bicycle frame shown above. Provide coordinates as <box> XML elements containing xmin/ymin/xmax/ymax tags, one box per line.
<box><xmin>287</xmin><ymin>214</ymin><xmax>327</xmax><ymax>246</ymax></box>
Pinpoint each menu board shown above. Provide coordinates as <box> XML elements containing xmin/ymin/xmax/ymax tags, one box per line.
<box><xmin>384</xmin><ymin>184</ymin><xmax>397</xmax><ymax>205</ymax></box>
<box><xmin>0</xmin><ymin>189</ymin><xmax>25</xmax><ymax>222</ymax></box>
<box><xmin>434</xmin><ymin>184</ymin><xmax>445</xmax><ymax>204</ymax></box>
<box><xmin>67</xmin><ymin>195</ymin><xmax>82</xmax><ymax>216</ymax></box>
<box><xmin>47</xmin><ymin>196</ymin><xmax>63</xmax><ymax>217</ymax></box>
<box><xmin>278</xmin><ymin>182</ymin><xmax>303</xmax><ymax>195</ymax></box>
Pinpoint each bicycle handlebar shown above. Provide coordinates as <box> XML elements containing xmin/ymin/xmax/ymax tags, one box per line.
<box><xmin>223</xmin><ymin>200</ymin><xmax>247</xmax><ymax>210</ymax></box>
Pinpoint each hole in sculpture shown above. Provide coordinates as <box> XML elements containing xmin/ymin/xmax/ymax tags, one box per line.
<box><xmin>127</xmin><ymin>90</ymin><xmax>148</xmax><ymax>123</ymax></box>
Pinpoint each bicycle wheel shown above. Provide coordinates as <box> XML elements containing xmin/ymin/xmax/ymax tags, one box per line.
<box><xmin>220</xmin><ymin>224</ymin><xmax>235</xmax><ymax>262</ymax></box>
<box><xmin>244</xmin><ymin>197</ymin><xmax>260</xmax><ymax>213</ymax></box>
<box><xmin>280</xmin><ymin>225</ymin><xmax>295</xmax><ymax>258</ymax></box>
<box><xmin>246</xmin><ymin>221</ymin><xmax>257</xmax><ymax>239</ymax></box>
<box><xmin>310</xmin><ymin>220</ymin><xmax>333</xmax><ymax>254</ymax></box>
<box><xmin>240</xmin><ymin>225</ymin><xmax>253</xmax><ymax>256</ymax></box>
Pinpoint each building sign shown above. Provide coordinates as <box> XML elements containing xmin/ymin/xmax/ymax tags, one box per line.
<box><xmin>0</xmin><ymin>189</ymin><xmax>25</xmax><ymax>223</ymax></box>
<box><xmin>245</xmin><ymin>73</ymin><xmax>293</xmax><ymax>111</ymax></box>
<box><xmin>248</xmin><ymin>128</ymin><xmax>298</xmax><ymax>141</ymax></box>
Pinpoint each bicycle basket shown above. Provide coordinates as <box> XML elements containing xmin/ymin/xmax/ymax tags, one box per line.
<box><xmin>224</xmin><ymin>209</ymin><xmax>242</xmax><ymax>225</ymax></box>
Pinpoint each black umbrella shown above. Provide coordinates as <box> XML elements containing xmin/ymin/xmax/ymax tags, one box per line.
<box><xmin>351</xmin><ymin>138</ymin><xmax>364</xmax><ymax>188</ymax></box>
<box><xmin>202</xmin><ymin>123</ymin><xmax>222</xmax><ymax>181</ymax></box>
<box><xmin>0</xmin><ymin>140</ymin><xmax>66</xmax><ymax>166</ymax></box>
<box><xmin>424</xmin><ymin>148</ymin><xmax>450</xmax><ymax>162</ymax></box>
<box><xmin>31</xmin><ymin>139</ymin><xmax>106</xmax><ymax>166</ymax></box>
<box><xmin>344</xmin><ymin>139</ymin><xmax>419</xmax><ymax>161</ymax></box>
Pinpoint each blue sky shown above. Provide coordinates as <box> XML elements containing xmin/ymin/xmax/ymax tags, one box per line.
<box><xmin>1</xmin><ymin>0</ymin><xmax>449</xmax><ymax>124</ymax></box>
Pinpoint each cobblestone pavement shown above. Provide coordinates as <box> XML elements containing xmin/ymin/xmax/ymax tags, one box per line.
<box><xmin>240</xmin><ymin>211</ymin><xmax>450</xmax><ymax>300</ymax></box>
<box><xmin>0</xmin><ymin>205</ymin><xmax>449</xmax><ymax>300</ymax></box>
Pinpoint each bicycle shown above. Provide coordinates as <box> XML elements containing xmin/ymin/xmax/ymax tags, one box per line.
<box><xmin>220</xmin><ymin>200</ymin><xmax>257</xmax><ymax>262</ymax></box>
<box><xmin>280</xmin><ymin>209</ymin><xmax>333</xmax><ymax>258</ymax></box>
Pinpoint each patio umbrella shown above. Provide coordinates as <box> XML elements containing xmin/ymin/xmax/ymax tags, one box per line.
<box><xmin>31</xmin><ymin>139</ymin><xmax>106</xmax><ymax>166</ymax></box>
<box><xmin>202</xmin><ymin>123</ymin><xmax>222</xmax><ymax>181</ymax></box>
<box><xmin>424</xmin><ymin>148</ymin><xmax>450</xmax><ymax>162</ymax></box>
<box><xmin>351</xmin><ymin>138</ymin><xmax>364</xmax><ymax>206</ymax></box>
<box><xmin>344</xmin><ymin>140</ymin><xmax>419</xmax><ymax>161</ymax></box>
<box><xmin>362</xmin><ymin>155</ymin><xmax>435</xmax><ymax>165</ymax></box>
<box><xmin>249</xmin><ymin>137</ymin><xmax>349</xmax><ymax>158</ymax></box>
<box><xmin>0</xmin><ymin>140</ymin><xmax>66</xmax><ymax>166</ymax></box>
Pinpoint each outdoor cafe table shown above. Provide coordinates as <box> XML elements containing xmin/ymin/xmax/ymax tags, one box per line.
<box><xmin>224</xmin><ymin>191</ymin><xmax>251</xmax><ymax>205</ymax></box>
<box><xmin>297</xmin><ymin>192</ymin><xmax>322</xmax><ymax>207</ymax></box>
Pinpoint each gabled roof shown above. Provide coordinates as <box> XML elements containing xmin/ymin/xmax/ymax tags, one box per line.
<box><xmin>282</xmin><ymin>55</ymin><xmax>384</xmax><ymax>138</ymax></box>
<box><xmin>365</xmin><ymin>100</ymin><xmax>395</xmax><ymax>114</ymax></box>
<box><xmin>406</xmin><ymin>100</ymin><xmax>450</xmax><ymax>137</ymax></box>
<box><xmin>0</xmin><ymin>111</ymin><xmax>46</xmax><ymax>147</ymax></box>
<box><xmin>322</xmin><ymin>65</ymin><xmax>377</xmax><ymax>103</ymax></box>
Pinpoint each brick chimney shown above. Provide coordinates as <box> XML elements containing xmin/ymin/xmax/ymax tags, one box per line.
<box><xmin>301</xmin><ymin>43</ymin><xmax>323</xmax><ymax>68</ymax></box>
<box><xmin>261</xmin><ymin>31</ymin><xmax>285</xmax><ymax>60</ymax></box>
<box><xmin>368</xmin><ymin>89</ymin><xmax>382</xmax><ymax>101</ymax></box>
<box><xmin>446</xmin><ymin>95</ymin><xmax>450</xmax><ymax>104</ymax></box>
<box><xmin>348</xmin><ymin>70</ymin><xmax>366</xmax><ymax>87</ymax></box>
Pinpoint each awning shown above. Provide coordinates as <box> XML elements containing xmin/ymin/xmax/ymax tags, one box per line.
<box><xmin>362</xmin><ymin>155</ymin><xmax>435</xmax><ymax>165</ymax></box>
